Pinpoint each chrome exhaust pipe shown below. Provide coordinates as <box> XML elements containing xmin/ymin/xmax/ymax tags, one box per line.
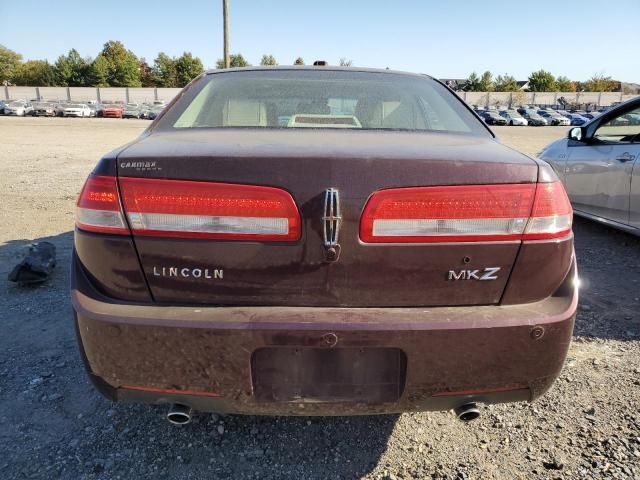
<box><xmin>167</xmin><ymin>404</ymin><xmax>192</xmax><ymax>425</ymax></box>
<box><xmin>454</xmin><ymin>403</ymin><xmax>480</xmax><ymax>422</ymax></box>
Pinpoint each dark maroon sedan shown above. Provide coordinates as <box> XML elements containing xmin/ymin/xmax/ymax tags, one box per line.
<box><xmin>72</xmin><ymin>66</ymin><xmax>577</xmax><ymax>424</ymax></box>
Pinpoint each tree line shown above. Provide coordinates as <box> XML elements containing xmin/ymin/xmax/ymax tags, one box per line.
<box><xmin>0</xmin><ymin>42</ymin><xmax>207</xmax><ymax>88</ymax></box>
<box><xmin>214</xmin><ymin>54</ymin><xmax>353</xmax><ymax>69</ymax></box>
<box><xmin>0</xmin><ymin>43</ymin><xmax>326</xmax><ymax>88</ymax></box>
<box><xmin>1</xmin><ymin>42</ymin><xmax>620</xmax><ymax>92</ymax></box>
<box><xmin>460</xmin><ymin>70</ymin><xmax>619</xmax><ymax>93</ymax></box>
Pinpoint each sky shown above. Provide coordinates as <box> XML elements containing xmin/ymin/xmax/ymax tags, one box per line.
<box><xmin>1</xmin><ymin>0</ymin><xmax>639</xmax><ymax>82</ymax></box>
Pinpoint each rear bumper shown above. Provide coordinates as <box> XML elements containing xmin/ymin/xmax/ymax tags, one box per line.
<box><xmin>72</xmin><ymin>263</ymin><xmax>577</xmax><ymax>415</ymax></box>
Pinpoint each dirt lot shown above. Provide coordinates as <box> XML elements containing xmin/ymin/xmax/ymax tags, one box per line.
<box><xmin>1</xmin><ymin>117</ymin><xmax>639</xmax><ymax>480</ymax></box>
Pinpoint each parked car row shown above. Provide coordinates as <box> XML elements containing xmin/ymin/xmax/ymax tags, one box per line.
<box><xmin>101</xmin><ymin>101</ymin><xmax>167</xmax><ymax>119</ymax></box>
<box><xmin>0</xmin><ymin>99</ymin><xmax>166</xmax><ymax>120</ymax></box>
<box><xmin>473</xmin><ymin>105</ymin><xmax>608</xmax><ymax>127</ymax></box>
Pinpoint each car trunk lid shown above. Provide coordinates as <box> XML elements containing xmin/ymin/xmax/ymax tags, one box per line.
<box><xmin>116</xmin><ymin>129</ymin><xmax>539</xmax><ymax>307</ymax></box>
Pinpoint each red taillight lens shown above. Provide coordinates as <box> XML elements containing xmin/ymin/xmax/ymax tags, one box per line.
<box><xmin>76</xmin><ymin>175</ymin><xmax>128</xmax><ymax>235</ymax></box>
<box><xmin>523</xmin><ymin>181</ymin><xmax>573</xmax><ymax>240</ymax></box>
<box><xmin>360</xmin><ymin>182</ymin><xmax>572</xmax><ymax>243</ymax></box>
<box><xmin>118</xmin><ymin>177</ymin><xmax>301</xmax><ymax>241</ymax></box>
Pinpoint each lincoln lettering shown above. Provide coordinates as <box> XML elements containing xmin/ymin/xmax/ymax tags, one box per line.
<box><xmin>153</xmin><ymin>266</ymin><xmax>223</xmax><ymax>279</ymax></box>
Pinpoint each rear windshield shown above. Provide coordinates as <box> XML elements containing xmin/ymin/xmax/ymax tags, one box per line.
<box><xmin>158</xmin><ymin>70</ymin><xmax>488</xmax><ymax>135</ymax></box>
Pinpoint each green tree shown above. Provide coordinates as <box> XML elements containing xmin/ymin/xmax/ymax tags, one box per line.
<box><xmin>89</xmin><ymin>55</ymin><xmax>110</xmax><ymax>87</ymax></box>
<box><xmin>54</xmin><ymin>49</ymin><xmax>92</xmax><ymax>86</ymax></box>
<box><xmin>339</xmin><ymin>58</ymin><xmax>353</xmax><ymax>66</ymax></box>
<box><xmin>585</xmin><ymin>72</ymin><xmax>616</xmax><ymax>92</ymax></box>
<box><xmin>478</xmin><ymin>71</ymin><xmax>494</xmax><ymax>91</ymax></box>
<box><xmin>556</xmin><ymin>76</ymin><xmax>575</xmax><ymax>92</ymax></box>
<box><xmin>152</xmin><ymin>52</ymin><xmax>177</xmax><ymax>87</ymax></box>
<box><xmin>464</xmin><ymin>72</ymin><xmax>481</xmax><ymax>91</ymax></box>
<box><xmin>294</xmin><ymin>57</ymin><xmax>304</xmax><ymax>65</ymax></box>
<box><xmin>99</xmin><ymin>40</ymin><xmax>141</xmax><ymax>87</ymax></box>
<box><xmin>12</xmin><ymin>60</ymin><xmax>55</xmax><ymax>86</ymax></box>
<box><xmin>175</xmin><ymin>52</ymin><xmax>204</xmax><ymax>87</ymax></box>
<box><xmin>528</xmin><ymin>69</ymin><xmax>557</xmax><ymax>92</ymax></box>
<box><xmin>69</xmin><ymin>49</ymin><xmax>90</xmax><ymax>86</ymax></box>
<box><xmin>260</xmin><ymin>54</ymin><xmax>278</xmax><ymax>66</ymax></box>
<box><xmin>0</xmin><ymin>45</ymin><xmax>22</xmax><ymax>84</ymax></box>
<box><xmin>53</xmin><ymin>54</ymin><xmax>72</xmax><ymax>85</ymax></box>
<box><xmin>216</xmin><ymin>53</ymin><xmax>250</xmax><ymax>69</ymax></box>
<box><xmin>494</xmin><ymin>74</ymin><xmax>518</xmax><ymax>92</ymax></box>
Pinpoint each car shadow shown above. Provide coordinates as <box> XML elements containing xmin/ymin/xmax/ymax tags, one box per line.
<box><xmin>112</xmin><ymin>403</ymin><xmax>400</xmax><ymax>479</ymax></box>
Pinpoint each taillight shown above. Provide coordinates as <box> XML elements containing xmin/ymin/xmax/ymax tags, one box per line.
<box><xmin>360</xmin><ymin>182</ymin><xmax>572</xmax><ymax>243</ymax></box>
<box><xmin>118</xmin><ymin>177</ymin><xmax>301</xmax><ymax>241</ymax></box>
<box><xmin>76</xmin><ymin>175</ymin><xmax>129</xmax><ymax>235</ymax></box>
<box><xmin>523</xmin><ymin>181</ymin><xmax>572</xmax><ymax>240</ymax></box>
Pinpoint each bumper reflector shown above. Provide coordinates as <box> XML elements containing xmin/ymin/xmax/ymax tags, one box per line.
<box><xmin>432</xmin><ymin>384</ymin><xmax>528</xmax><ymax>396</ymax></box>
<box><xmin>123</xmin><ymin>385</ymin><xmax>220</xmax><ymax>397</ymax></box>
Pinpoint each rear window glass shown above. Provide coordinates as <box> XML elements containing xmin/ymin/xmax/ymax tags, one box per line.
<box><xmin>161</xmin><ymin>70</ymin><xmax>487</xmax><ymax>135</ymax></box>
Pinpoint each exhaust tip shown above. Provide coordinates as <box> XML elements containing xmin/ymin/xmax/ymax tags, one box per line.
<box><xmin>454</xmin><ymin>403</ymin><xmax>480</xmax><ymax>422</ymax></box>
<box><xmin>167</xmin><ymin>404</ymin><xmax>192</xmax><ymax>425</ymax></box>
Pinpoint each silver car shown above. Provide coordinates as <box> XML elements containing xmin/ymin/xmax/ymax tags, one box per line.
<box><xmin>4</xmin><ymin>101</ymin><xmax>34</xmax><ymax>116</ymax></box>
<box><xmin>499</xmin><ymin>110</ymin><xmax>528</xmax><ymax>126</ymax></box>
<box><xmin>539</xmin><ymin>96</ymin><xmax>640</xmax><ymax>235</ymax></box>
<box><xmin>538</xmin><ymin>110</ymin><xmax>570</xmax><ymax>126</ymax></box>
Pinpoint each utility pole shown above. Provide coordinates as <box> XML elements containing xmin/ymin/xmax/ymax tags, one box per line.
<box><xmin>223</xmin><ymin>0</ymin><xmax>230</xmax><ymax>68</ymax></box>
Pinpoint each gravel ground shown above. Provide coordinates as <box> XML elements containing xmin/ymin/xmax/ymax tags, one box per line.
<box><xmin>0</xmin><ymin>117</ymin><xmax>639</xmax><ymax>480</ymax></box>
